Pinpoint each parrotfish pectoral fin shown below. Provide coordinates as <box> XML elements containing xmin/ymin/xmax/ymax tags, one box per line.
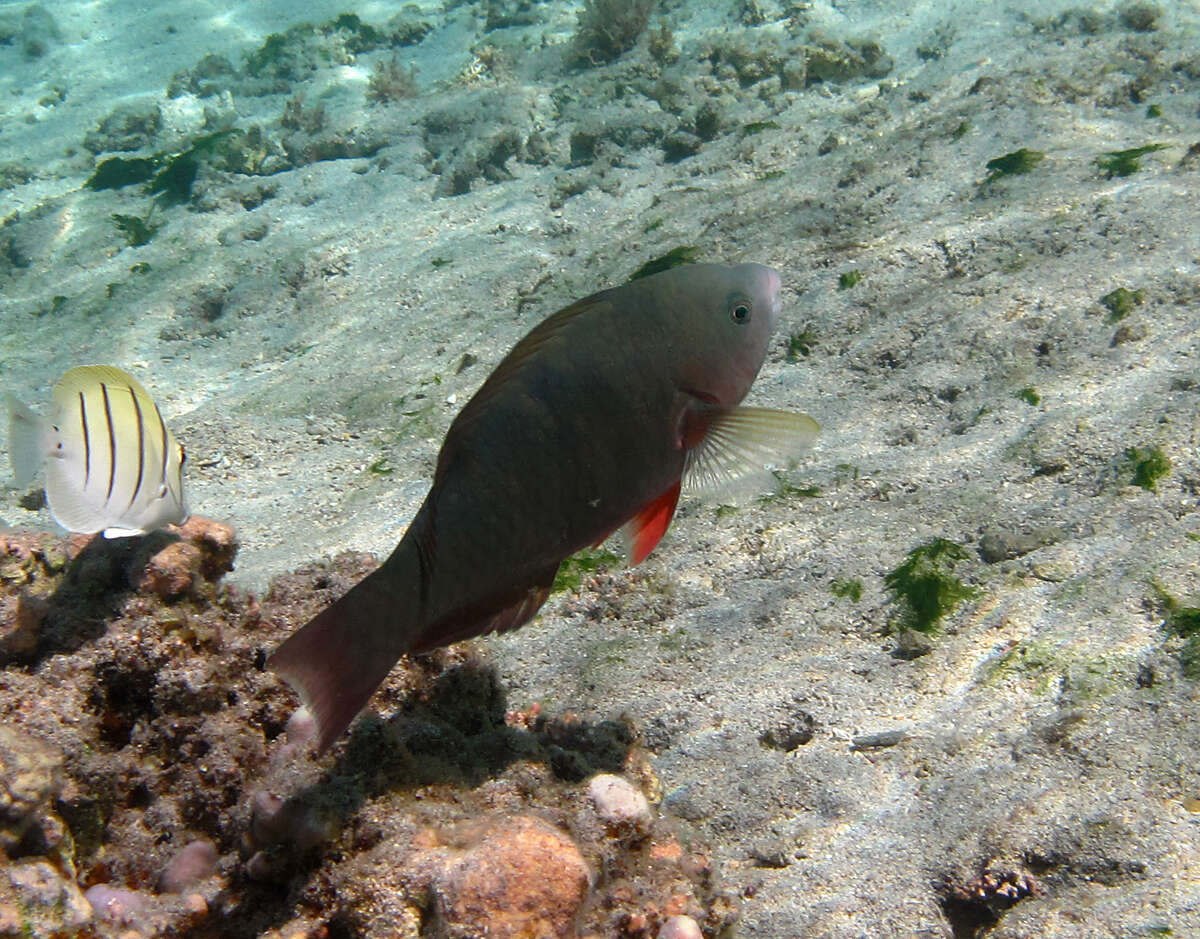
<box><xmin>682</xmin><ymin>406</ymin><xmax>820</xmax><ymax>493</ymax></box>
<box><xmin>623</xmin><ymin>480</ymin><xmax>682</xmax><ymax>566</ymax></box>
<box><xmin>5</xmin><ymin>393</ymin><xmax>45</xmax><ymax>487</ymax></box>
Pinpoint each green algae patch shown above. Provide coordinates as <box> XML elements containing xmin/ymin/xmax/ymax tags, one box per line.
<box><xmin>1124</xmin><ymin>445</ymin><xmax>1170</xmax><ymax>491</ymax></box>
<box><xmin>629</xmin><ymin>246</ymin><xmax>700</xmax><ymax>281</ymax></box>
<box><xmin>111</xmin><ymin>213</ymin><xmax>160</xmax><ymax>247</ymax></box>
<box><xmin>985</xmin><ymin>148</ymin><xmax>1044</xmax><ymax>181</ymax></box>
<box><xmin>885</xmin><ymin>538</ymin><xmax>976</xmax><ymax>633</ymax></box>
<box><xmin>838</xmin><ymin>269</ymin><xmax>863</xmax><ymax>290</ymax></box>
<box><xmin>832</xmin><ymin>578</ymin><xmax>863</xmax><ymax>602</ymax></box>
<box><xmin>86</xmin><ymin>130</ymin><xmax>252</xmax><ymax>204</ymax></box>
<box><xmin>1099</xmin><ymin>286</ymin><xmax>1144</xmax><ymax>322</ymax></box>
<box><xmin>786</xmin><ymin>326</ymin><xmax>818</xmax><ymax>361</ymax></box>
<box><xmin>86</xmin><ymin>156</ymin><xmax>159</xmax><ymax>191</ymax></box>
<box><xmin>1163</xmin><ymin>606</ymin><xmax>1200</xmax><ymax>681</ymax></box>
<box><xmin>1096</xmin><ymin>144</ymin><xmax>1166</xmax><ymax>178</ymax></box>
<box><xmin>1014</xmin><ymin>387</ymin><xmax>1041</xmax><ymax>406</ymax></box>
<box><xmin>553</xmin><ymin>548</ymin><xmax>623</xmax><ymax>594</ymax></box>
<box><xmin>759</xmin><ymin>472</ymin><xmax>821</xmax><ymax>504</ymax></box>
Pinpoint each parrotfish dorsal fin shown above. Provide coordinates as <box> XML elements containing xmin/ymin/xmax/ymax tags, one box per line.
<box><xmin>446</xmin><ymin>296</ymin><xmax>611</xmax><ymax>446</ymax></box>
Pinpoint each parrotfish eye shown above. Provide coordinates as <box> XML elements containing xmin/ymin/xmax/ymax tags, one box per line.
<box><xmin>729</xmin><ymin>300</ymin><xmax>752</xmax><ymax>324</ymax></box>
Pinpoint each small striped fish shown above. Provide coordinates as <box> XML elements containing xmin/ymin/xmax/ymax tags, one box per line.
<box><xmin>6</xmin><ymin>365</ymin><xmax>188</xmax><ymax>538</ymax></box>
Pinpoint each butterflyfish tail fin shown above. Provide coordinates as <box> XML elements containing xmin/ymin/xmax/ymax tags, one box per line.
<box><xmin>6</xmin><ymin>393</ymin><xmax>45</xmax><ymax>488</ymax></box>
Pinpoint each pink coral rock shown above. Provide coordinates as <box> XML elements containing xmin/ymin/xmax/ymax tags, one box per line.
<box><xmin>433</xmin><ymin>815</ymin><xmax>590</xmax><ymax>939</ymax></box>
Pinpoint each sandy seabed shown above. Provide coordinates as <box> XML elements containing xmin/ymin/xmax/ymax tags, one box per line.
<box><xmin>2</xmin><ymin>0</ymin><xmax>1200</xmax><ymax>936</ymax></box>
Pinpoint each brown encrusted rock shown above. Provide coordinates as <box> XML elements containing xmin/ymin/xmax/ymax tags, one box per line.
<box><xmin>0</xmin><ymin>725</ymin><xmax>64</xmax><ymax>855</ymax></box>
<box><xmin>176</xmin><ymin>516</ymin><xmax>238</xmax><ymax>581</ymax></box>
<box><xmin>432</xmin><ymin>815</ymin><xmax>590</xmax><ymax>939</ymax></box>
<box><xmin>133</xmin><ymin>517</ymin><xmax>236</xmax><ymax>599</ymax></box>
<box><xmin>138</xmin><ymin>540</ymin><xmax>205</xmax><ymax>600</ymax></box>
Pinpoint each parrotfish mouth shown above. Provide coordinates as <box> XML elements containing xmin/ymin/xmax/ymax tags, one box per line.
<box><xmin>764</xmin><ymin>267</ymin><xmax>783</xmax><ymax>319</ymax></box>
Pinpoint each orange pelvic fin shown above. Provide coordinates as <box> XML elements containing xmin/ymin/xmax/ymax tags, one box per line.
<box><xmin>625</xmin><ymin>480</ymin><xmax>681</xmax><ymax>566</ymax></box>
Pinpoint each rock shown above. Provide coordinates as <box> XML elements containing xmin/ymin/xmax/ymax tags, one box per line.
<box><xmin>177</xmin><ymin>517</ymin><xmax>238</xmax><ymax>581</ymax></box>
<box><xmin>158</xmin><ymin>839</ymin><xmax>218</xmax><ymax>893</ymax></box>
<box><xmin>658</xmin><ymin>915</ymin><xmax>703</xmax><ymax>939</ymax></box>
<box><xmin>83</xmin><ymin>101</ymin><xmax>162</xmax><ymax>154</ymax></box>
<box><xmin>139</xmin><ymin>541</ymin><xmax>204</xmax><ymax>600</ymax></box>
<box><xmin>1118</xmin><ymin>1</ymin><xmax>1162</xmax><ymax>31</ymax></box>
<box><xmin>0</xmin><ymin>859</ymin><xmax>93</xmax><ymax>933</ymax></box>
<box><xmin>85</xmin><ymin>884</ymin><xmax>149</xmax><ymax>926</ymax></box>
<box><xmin>758</xmin><ymin>708</ymin><xmax>816</xmax><ymax>752</ymax></box>
<box><xmin>0</xmin><ymin>726</ymin><xmax>63</xmax><ymax>855</ymax></box>
<box><xmin>588</xmin><ymin>773</ymin><xmax>652</xmax><ymax>839</ymax></box>
<box><xmin>978</xmin><ymin>527</ymin><xmax>1062</xmax><ymax>563</ymax></box>
<box><xmin>0</xmin><ymin>591</ymin><xmax>47</xmax><ymax>661</ymax></box>
<box><xmin>432</xmin><ymin>815</ymin><xmax>589</xmax><ymax>939</ymax></box>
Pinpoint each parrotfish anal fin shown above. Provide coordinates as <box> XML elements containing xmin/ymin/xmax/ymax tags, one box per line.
<box><xmin>624</xmin><ymin>480</ymin><xmax>681</xmax><ymax>566</ymax></box>
<box><xmin>413</xmin><ymin>564</ymin><xmax>558</xmax><ymax>651</ymax></box>
<box><xmin>682</xmin><ymin>406</ymin><xmax>820</xmax><ymax>493</ymax></box>
<box><xmin>445</xmin><ymin>297</ymin><xmax>612</xmax><ymax>445</ymax></box>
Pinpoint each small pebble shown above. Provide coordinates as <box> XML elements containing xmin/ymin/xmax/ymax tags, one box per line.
<box><xmin>158</xmin><ymin>839</ymin><xmax>218</xmax><ymax>893</ymax></box>
<box><xmin>658</xmin><ymin>914</ymin><xmax>703</xmax><ymax>939</ymax></box>
<box><xmin>85</xmin><ymin>884</ymin><xmax>147</xmax><ymax>925</ymax></box>
<box><xmin>851</xmin><ymin>729</ymin><xmax>908</xmax><ymax>751</ymax></box>
<box><xmin>588</xmin><ymin>773</ymin><xmax>652</xmax><ymax>838</ymax></box>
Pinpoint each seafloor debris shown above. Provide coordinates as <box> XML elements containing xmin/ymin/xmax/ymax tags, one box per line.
<box><xmin>0</xmin><ymin>521</ymin><xmax>737</xmax><ymax>937</ymax></box>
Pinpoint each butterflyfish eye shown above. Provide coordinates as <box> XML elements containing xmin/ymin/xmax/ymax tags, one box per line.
<box><xmin>730</xmin><ymin>302</ymin><xmax>752</xmax><ymax>324</ymax></box>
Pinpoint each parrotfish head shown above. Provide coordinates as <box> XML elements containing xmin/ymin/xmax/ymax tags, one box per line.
<box><xmin>669</xmin><ymin>262</ymin><xmax>783</xmax><ymax>408</ymax></box>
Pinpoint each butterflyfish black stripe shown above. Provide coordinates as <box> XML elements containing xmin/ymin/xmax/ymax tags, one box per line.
<box><xmin>128</xmin><ymin>386</ymin><xmax>146</xmax><ymax>511</ymax></box>
<box><xmin>100</xmin><ymin>383</ymin><xmax>117</xmax><ymax>503</ymax></box>
<box><xmin>78</xmin><ymin>392</ymin><xmax>91</xmax><ymax>486</ymax></box>
<box><xmin>155</xmin><ymin>403</ymin><xmax>170</xmax><ymax>493</ymax></box>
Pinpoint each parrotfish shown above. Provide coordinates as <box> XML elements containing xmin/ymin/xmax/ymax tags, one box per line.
<box><xmin>270</xmin><ymin>263</ymin><xmax>819</xmax><ymax>752</ymax></box>
<box><xmin>6</xmin><ymin>365</ymin><xmax>188</xmax><ymax>538</ymax></box>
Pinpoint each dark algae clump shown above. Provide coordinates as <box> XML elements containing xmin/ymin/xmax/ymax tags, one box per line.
<box><xmin>985</xmin><ymin>148</ymin><xmax>1044</xmax><ymax>181</ymax></box>
<box><xmin>628</xmin><ymin>246</ymin><xmax>700</xmax><ymax>280</ymax></box>
<box><xmin>885</xmin><ymin>538</ymin><xmax>976</xmax><ymax>633</ymax></box>
<box><xmin>1096</xmin><ymin>144</ymin><xmax>1166</xmax><ymax>178</ymax></box>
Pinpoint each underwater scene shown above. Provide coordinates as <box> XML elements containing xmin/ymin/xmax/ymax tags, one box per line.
<box><xmin>1</xmin><ymin>0</ymin><xmax>1199</xmax><ymax>936</ymax></box>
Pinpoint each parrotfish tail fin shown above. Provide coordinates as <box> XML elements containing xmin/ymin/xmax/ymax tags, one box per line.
<box><xmin>682</xmin><ymin>406</ymin><xmax>821</xmax><ymax>493</ymax></box>
<box><xmin>622</xmin><ymin>481</ymin><xmax>682</xmax><ymax>566</ymax></box>
<box><xmin>268</xmin><ymin>550</ymin><xmax>420</xmax><ymax>755</ymax></box>
<box><xmin>6</xmin><ymin>393</ymin><xmax>44</xmax><ymax>487</ymax></box>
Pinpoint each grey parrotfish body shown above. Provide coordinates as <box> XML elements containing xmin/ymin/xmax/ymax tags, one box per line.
<box><xmin>269</xmin><ymin>262</ymin><xmax>819</xmax><ymax>752</ymax></box>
